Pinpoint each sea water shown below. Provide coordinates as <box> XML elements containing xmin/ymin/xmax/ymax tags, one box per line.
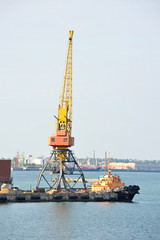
<box><xmin>0</xmin><ymin>171</ymin><xmax>160</xmax><ymax>240</ymax></box>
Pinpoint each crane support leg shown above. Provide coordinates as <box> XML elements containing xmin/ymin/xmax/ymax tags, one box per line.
<box><xmin>36</xmin><ymin>149</ymin><xmax>86</xmax><ymax>190</ymax></box>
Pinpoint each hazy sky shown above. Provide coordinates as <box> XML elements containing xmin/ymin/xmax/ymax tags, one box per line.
<box><xmin>0</xmin><ymin>0</ymin><xmax>160</xmax><ymax>160</ymax></box>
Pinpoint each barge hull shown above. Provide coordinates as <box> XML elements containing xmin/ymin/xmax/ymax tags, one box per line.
<box><xmin>0</xmin><ymin>185</ymin><xmax>140</xmax><ymax>203</ymax></box>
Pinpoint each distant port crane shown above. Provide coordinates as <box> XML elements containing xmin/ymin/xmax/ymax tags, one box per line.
<box><xmin>36</xmin><ymin>31</ymin><xmax>86</xmax><ymax>190</ymax></box>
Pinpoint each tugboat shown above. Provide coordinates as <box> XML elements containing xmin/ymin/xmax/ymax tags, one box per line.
<box><xmin>91</xmin><ymin>154</ymin><xmax>140</xmax><ymax>202</ymax></box>
<box><xmin>91</xmin><ymin>156</ymin><xmax>125</xmax><ymax>192</ymax></box>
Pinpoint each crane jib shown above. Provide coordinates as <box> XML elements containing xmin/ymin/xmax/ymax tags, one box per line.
<box><xmin>48</xmin><ymin>30</ymin><xmax>74</xmax><ymax>148</ymax></box>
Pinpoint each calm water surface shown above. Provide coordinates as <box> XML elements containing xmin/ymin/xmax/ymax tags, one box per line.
<box><xmin>0</xmin><ymin>171</ymin><xmax>160</xmax><ymax>240</ymax></box>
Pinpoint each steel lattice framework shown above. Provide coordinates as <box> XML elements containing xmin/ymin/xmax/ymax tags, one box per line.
<box><xmin>36</xmin><ymin>149</ymin><xmax>86</xmax><ymax>190</ymax></box>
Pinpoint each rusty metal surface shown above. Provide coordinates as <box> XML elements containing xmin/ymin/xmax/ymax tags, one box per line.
<box><xmin>0</xmin><ymin>160</ymin><xmax>11</xmax><ymax>181</ymax></box>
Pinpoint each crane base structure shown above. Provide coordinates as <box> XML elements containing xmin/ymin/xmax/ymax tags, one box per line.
<box><xmin>36</xmin><ymin>149</ymin><xmax>86</xmax><ymax>191</ymax></box>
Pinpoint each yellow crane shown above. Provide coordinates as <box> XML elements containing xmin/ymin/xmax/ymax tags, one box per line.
<box><xmin>59</xmin><ymin>30</ymin><xmax>73</xmax><ymax>137</ymax></box>
<box><xmin>36</xmin><ymin>31</ymin><xmax>86</xmax><ymax>191</ymax></box>
<box><xmin>48</xmin><ymin>30</ymin><xmax>74</xmax><ymax>149</ymax></box>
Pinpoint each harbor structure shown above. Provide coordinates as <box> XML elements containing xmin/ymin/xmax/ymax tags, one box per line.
<box><xmin>36</xmin><ymin>31</ymin><xmax>86</xmax><ymax>190</ymax></box>
<box><xmin>0</xmin><ymin>160</ymin><xmax>12</xmax><ymax>189</ymax></box>
<box><xmin>0</xmin><ymin>31</ymin><xmax>140</xmax><ymax>203</ymax></box>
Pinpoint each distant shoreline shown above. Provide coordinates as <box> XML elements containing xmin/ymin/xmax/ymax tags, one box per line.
<box><xmin>11</xmin><ymin>168</ymin><xmax>160</xmax><ymax>173</ymax></box>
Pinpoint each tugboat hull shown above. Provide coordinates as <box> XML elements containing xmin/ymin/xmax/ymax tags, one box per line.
<box><xmin>116</xmin><ymin>185</ymin><xmax>140</xmax><ymax>202</ymax></box>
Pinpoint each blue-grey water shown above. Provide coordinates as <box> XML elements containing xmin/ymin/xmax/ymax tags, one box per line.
<box><xmin>0</xmin><ymin>171</ymin><xmax>160</xmax><ymax>240</ymax></box>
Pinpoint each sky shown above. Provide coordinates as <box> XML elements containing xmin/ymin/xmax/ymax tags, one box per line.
<box><xmin>0</xmin><ymin>0</ymin><xmax>160</xmax><ymax>160</ymax></box>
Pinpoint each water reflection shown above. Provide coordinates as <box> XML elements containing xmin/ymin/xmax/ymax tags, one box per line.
<box><xmin>48</xmin><ymin>203</ymin><xmax>73</xmax><ymax>238</ymax></box>
<box><xmin>54</xmin><ymin>202</ymin><xmax>71</xmax><ymax>217</ymax></box>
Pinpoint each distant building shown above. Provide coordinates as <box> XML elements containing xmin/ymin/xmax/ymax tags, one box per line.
<box><xmin>110</xmin><ymin>162</ymin><xmax>136</xmax><ymax>170</ymax></box>
<box><xmin>24</xmin><ymin>155</ymin><xmax>47</xmax><ymax>166</ymax></box>
<box><xmin>135</xmin><ymin>163</ymin><xmax>160</xmax><ymax>172</ymax></box>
